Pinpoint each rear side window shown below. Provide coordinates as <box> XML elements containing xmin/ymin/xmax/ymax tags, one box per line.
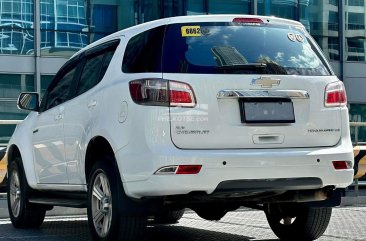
<box><xmin>122</xmin><ymin>26</ymin><xmax>165</xmax><ymax>73</ymax></box>
<box><xmin>163</xmin><ymin>23</ymin><xmax>331</xmax><ymax>76</ymax></box>
<box><xmin>76</xmin><ymin>41</ymin><xmax>118</xmax><ymax>95</ymax></box>
<box><xmin>77</xmin><ymin>54</ymin><xmax>105</xmax><ymax>95</ymax></box>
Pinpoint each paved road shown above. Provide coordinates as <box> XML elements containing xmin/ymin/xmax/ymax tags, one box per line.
<box><xmin>0</xmin><ymin>206</ymin><xmax>365</xmax><ymax>241</ymax></box>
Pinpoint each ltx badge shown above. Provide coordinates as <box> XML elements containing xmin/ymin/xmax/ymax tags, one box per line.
<box><xmin>251</xmin><ymin>77</ymin><xmax>281</xmax><ymax>88</ymax></box>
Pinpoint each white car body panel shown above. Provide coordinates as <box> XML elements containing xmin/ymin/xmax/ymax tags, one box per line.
<box><xmin>165</xmin><ymin>74</ymin><xmax>342</xmax><ymax>149</ymax></box>
<box><xmin>31</xmin><ymin>105</ymin><xmax>68</xmax><ymax>184</ymax></box>
<box><xmin>7</xmin><ymin>15</ymin><xmax>354</xmax><ymax>199</ymax></box>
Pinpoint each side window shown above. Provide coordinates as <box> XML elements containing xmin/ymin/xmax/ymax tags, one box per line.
<box><xmin>122</xmin><ymin>26</ymin><xmax>165</xmax><ymax>73</ymax></box>
<box><xmin>41</xmin><ymin>63</ymin><xmax>79</xmax><ymax>111</ymax></box>
<box><xmin>99</xmin><ymin>50</ymin><xmax>115</xmax><ymax>80</ymax></box>
<box><xmin>76</xmin><ymin>42</ymin><xmax>118</xmax><ymax>96</ymax></box>
<box><xmin>76</xmin><ymin>53</ymin><xmax>104</xmax><ymax>95</ymax></box>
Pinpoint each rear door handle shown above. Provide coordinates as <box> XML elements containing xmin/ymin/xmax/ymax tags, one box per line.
<box><xmin>88</xmin><ymin>100</ymin><xmax>97</xmax><ymax>109</ymax></box>
<box><xmin>54</xmin><ymin>106</ymin><xmax>65</xmax><ymax>121</ymax></box>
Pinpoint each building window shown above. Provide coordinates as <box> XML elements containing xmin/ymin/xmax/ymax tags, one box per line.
<box><xmin>347</xmin><ymin>38</ymin><xmax>365</xmax><ymax>61</ymax></box>
<box><xmin>208</xmin><ymin>0</ymin><xmax>251</xmax><ymax>14</ymax></box>
<box><xmin>187</xmin><ymin>0</ymin><xmax>206</xmax><ymax>15</ymax></box>
<box><xmin>348</xmin><ymin>12</ymin><xmax>365</xmax><ymax>30</ymax></box>
<box><xmin>328</xmin><ymin>11</ymin><xmax>339</xmax><ymax>31</ymax></box>
<box><xmin>348</xmin><ymin>0</ymin><xmax>365</xmax><ymax>6</ymax></box>
<box><xmin>162</xmin><ymin>0</ymin><xmax>184</xmax><ymax>17</ymax></box>
<box><xmin>258</xmin><ymin>0</ymin><xmax>298</xmax><ymax>20</ymax></box>
<box><xmin>345</xmin><ymin>2</ymin><xmax>366</xmax><ymax>62</ymax></box>
<box><xmin>0</xmin><ymin>73</ymin><xmax>34</xmax><ymax>144</ymax></box>
<box><xmin>349</xmin><ymin>104</ymin><xmax>366</xmax><ymax>143</ymax></box>
<box><xmin>89</xmin><ymin>3</ymin><xmax>118</xmax><ymax>43</ymax></box>
<box><xmin>0</xmin><ymin>73</ymin><xmax>34</xmax><ymax>99</ymax></box>
<box><xmin>300</xmin><ymin>1</ymin><xmax>340</xmax><ymax>61</ymax></box>
<box><xmin>328</xmin><ymin>37</ymin><xmax>340</xmax><ymax>60</ymax></box>
<box><xmin>0</xmin><ymin>0</ymin><xmax>34</xmax><ymax>55</ymax></box>
<box><xmin>40</xmin><ymin>0</ymin><xmax>88</xmax><ymax>57</ymax></box>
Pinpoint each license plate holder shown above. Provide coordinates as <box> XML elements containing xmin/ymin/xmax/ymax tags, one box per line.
<box><xmin>239</xmin><ymin>98</ymin><xmax>295</xmax><ymax>124</ymax></box>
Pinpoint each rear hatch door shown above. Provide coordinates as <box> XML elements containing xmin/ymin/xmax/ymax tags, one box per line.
<box><xmin>163</xmin><ymin>20</ymin><xmax>342</xmax><ymax>149</ymax></box>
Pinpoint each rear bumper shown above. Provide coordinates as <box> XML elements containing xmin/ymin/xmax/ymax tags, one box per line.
<box><xmin>117</xmin><ymin>139</ymin><xmax>354</xmax><ymax>199</ymax></box>
<box><xmin>162</xmin><ymin>179</ymin><xmax>340</xmax><ymax>207</ymax></box>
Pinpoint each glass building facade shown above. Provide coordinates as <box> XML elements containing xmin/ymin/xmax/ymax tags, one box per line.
<box><xmin>0</xmin><ymin>0</ymin><xmax>365</xmax><ymax>143</ymax></box>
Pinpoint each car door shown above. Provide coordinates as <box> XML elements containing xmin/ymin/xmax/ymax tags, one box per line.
<box><xmin>63</xmin><ymin>41</ymin><xmax>119</xmax><ymax>184</ymax></box>
<box><xmin>32</xmin><ymin>59</ymin><xmax>81</xmax><ymax>184</ymax></box>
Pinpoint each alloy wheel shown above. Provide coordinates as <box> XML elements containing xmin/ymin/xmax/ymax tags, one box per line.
<box><xmin>91</xmin><ymin>172</ymin><xmax>113</xmax><ymax>238</ymax></box>
<box><xmin>9</xmin><ymin>169</ymin><xmax>21</xmax><ymax>218</ymax></box>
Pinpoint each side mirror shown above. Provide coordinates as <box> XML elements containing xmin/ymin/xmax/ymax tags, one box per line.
<box><xmin>17</xmin><ymin>92</ymin><xmax>40</xmax><ymax>112</ymax></box>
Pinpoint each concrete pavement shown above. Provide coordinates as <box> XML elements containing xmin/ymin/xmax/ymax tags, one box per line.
<box><xmin>0</xmin><ymin>207</ymin><xmax>365</xmax><ymax>240</ymax></box>
<box><xmin>1</xmin><ymin>192</ymin><xmax>366</xmax><ymax>218</ymax></box>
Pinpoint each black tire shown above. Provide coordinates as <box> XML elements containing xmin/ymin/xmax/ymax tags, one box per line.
<box><xmin>7</xmin><ymin>158</ymin><xmax>46</xmax><ymax>228</ymax></box>
<box><xmin>154</xmin><ymin>208</ymin><xmax>185</xmax><ymax>224</ymax></box>
<box><xmin>87</xmin><ymin>158</ymin><xmax>147</xmax><ymax>241</ymax></box>
<box><xmin>265</xmin><ymin>203</ymin><xmax>332</xmax><ymax>241</ymax></box>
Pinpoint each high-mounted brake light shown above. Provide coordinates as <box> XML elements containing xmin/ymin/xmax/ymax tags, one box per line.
<box><xmin>324</xmin><ymin>81</ymin><xmax>347</xmax><ymax>107</ymax></box>
<box><xmin>129</xmin><ymin>79</ymin><xmax>196</xmax><ymax>107</ymax></box>
<box><xmin>233</xmin><ymin>18</ymin><xmax>264</xmax><ymax>24</ymax></box>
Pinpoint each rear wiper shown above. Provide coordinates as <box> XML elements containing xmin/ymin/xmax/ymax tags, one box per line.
<box><xmin>216</xmin><ymin>63</ymin><xmax>267</xmax><ymax>70</ymax></box>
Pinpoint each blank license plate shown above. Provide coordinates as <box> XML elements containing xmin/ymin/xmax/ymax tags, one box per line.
<box><xmin>240</xmin><ymin>99</ymin><xmax>295</xmax><ymax>123</ymax></box>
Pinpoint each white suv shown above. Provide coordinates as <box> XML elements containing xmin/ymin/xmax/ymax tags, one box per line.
<box><xmin>7</xmin><ymin>15</ymin><xmax>353</xmax><ymax>241</ymax></box>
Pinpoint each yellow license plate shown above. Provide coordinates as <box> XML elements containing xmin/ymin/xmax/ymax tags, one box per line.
<box><xmin>181</xmin><ymin>26</ymin><xmax>201</xmax><ymax>37</ymax></box>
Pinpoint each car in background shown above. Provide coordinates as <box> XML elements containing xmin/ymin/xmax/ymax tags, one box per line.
<box><xmin>6</xmin><ymin>15</ymin><xmax>354</xmax><ymax>241</ymax></box>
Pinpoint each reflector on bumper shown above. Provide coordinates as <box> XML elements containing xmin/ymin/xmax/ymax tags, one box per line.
<box><xmin>155</xmin><ymin>165</ymin><xmax>202</xmax><ymax>175</ymax></box>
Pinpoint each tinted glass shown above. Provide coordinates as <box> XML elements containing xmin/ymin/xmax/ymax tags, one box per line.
<box><xmin>77</xmin><ymin>54</ymin><xmax>104</xmax><ymax>95</ymax></box>
<box><xmin>77</xmin><ymin>41</ymin><xmax>118</xmax><ymax>95</ymax></box>
<box><xmin>163</xmin><ymin>23</ymin><xmax>331</xmax><ymax>76</ymax></box>
<box><xmin>122</xmin><ymin>26</ymin><xmax>165</xmax><ymax>73</ymax></box>
<box><xmin>44</xmin><ymin>64</ymin><xmax>78</xmax><ymax>110</ymax></box>
<box><xmin>99</xmin><ymin>50</ymin><xmax>115</xmax><ymax>79</ymax></box>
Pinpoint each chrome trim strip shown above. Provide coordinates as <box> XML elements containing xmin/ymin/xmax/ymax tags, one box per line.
<box><xmin>217</xmin><ymin>90</ymin><xmax>310</xmax><ymax>99</ymax></box>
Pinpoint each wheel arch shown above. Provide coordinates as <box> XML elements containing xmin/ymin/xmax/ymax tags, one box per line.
<box><xmin>7</xmin><ymin>144</ymin><xmax>21</xmax><ymax>166</ymax></box>
<box><xmin>84</xmin><ymin>136</ymin><xmax>117</xmax><ymax>183</ymax></box>
<box><xmin>6</xmin><ymin>144</ymin><xmax>34</xmax><ymax>188</ymax></box>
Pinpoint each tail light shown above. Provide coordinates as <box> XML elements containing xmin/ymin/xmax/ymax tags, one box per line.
<box><xmin>324</xmin><ymin>81</ymin><xmax>347</xmax><ymax>107</ymax></box>
<box><xmin>169</xmin><ymin>81</ymin><xmax>195</xmax><ymax>107</ymax></box>
<box><xmin>129</xmin><ymin>79</ymin><xmax>196</xmax><ymax>107</ymax></box>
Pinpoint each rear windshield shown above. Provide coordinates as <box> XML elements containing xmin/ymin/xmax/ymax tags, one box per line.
<box><xmin>163</xmin><ymin>23</ymin><xmax>331</xmax><ymax>76</ymax></box>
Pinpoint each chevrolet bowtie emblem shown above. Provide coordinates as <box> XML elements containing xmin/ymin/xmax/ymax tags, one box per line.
<box><xmin>251</xmin><ymin>77</ymin><xmax>281</xmax><ymax>88</ymax></box>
